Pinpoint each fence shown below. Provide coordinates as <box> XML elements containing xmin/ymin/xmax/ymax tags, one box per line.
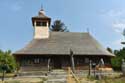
<box><xmin>67</xmin><ymin>67</ymin><xmax>122</xmax><ymax>83</ymax></box>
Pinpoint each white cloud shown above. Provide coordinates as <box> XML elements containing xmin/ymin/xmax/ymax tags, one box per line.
<box><xmin>112</xmin><ymin>39</ymin><xmax>122</xmax><ymax>46</ymax></box>
<box><xmin>112</xmin><ymin>22</ymin><xmax>125</xmax><ymax>33</ymax></box>
<box><xmin>100</xmin><ymin>9</ymin><xmax>124</xmax><ymax>18</ymax></box>
<box><xmin>111</xmin><ymin>36</ymin><xmax>125</xmax><ymax>49</ymax></box>
<box><xmin>100</xmin><ymin>9</ymin><xmax>125</xmax><ymax>34</ymax></box>
<box><xmin>105</xmin><ymin>10</ymin><xmax>122</xmax><ymax>17</ymax></box>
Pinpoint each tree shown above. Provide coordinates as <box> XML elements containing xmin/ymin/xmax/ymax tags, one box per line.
<box><xmin>107</xmin><ymin>47</ymin><xmax>113</xmax><ymax>53</ymax></box>
<box><xmin>50</xmin><ymin>20</ymin><xmax>69</xmax><ymax>32</ymax></box>
<box><xmin>111</xmin><ymin>29</ymin><xmax>125</xmax><ymax>70</ymax></box>
<box><xmin>106</xmin><ymin>46</ymin><xmax>125</xmax><ymax>70</ymax></box>
<box><xmin>0</xmin><ymin>50</ymin><xmax>16</xmax><ymax>73</ymax></box>
<box><xmin>111</xmin><ymin>57</ymin><xmax>121</xmax><ymax>70</ymax></box>
<box><xmin>111</xmin><ymin>48</ymin><xmax>125</xmax><ymax>70</ymax></box>
<box><xmin>122</xmin><ymin>28</ymin><xmax>125</xmax><ymax>37</ymax></box>
<box><xmin>121</xmin><ymin>29</ymin><xmax>125</xmax><ymax>44</ymax></box>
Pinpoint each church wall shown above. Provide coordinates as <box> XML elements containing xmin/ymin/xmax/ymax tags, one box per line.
<box><xmin>14</xmin><ymin>55</ymin><xmax>112</xmax><ymax>71</ymax></box>
<box><xmin>34</xmin><ymin>26</ymin><xmax>49</xmax><ymax>39</ymax></box>
<box><xmin>33</xmin><ymin>20</ymin><xmax>49</xmax><ymax>39</ymax></box>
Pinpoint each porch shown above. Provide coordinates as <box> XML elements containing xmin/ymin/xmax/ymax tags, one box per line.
<box><xmin>15</xmin><ymin>55</ymin><xmax>112</xmax><ymax>71</ymax></box>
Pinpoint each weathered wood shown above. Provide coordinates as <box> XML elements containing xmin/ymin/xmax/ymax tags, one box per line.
<box><xmin>67</xmin><ymin>67</ymin><xmax>80</xmax><ymax>83</ymax></box>
<box><xmin>71</xmin><ymin>55</ymin><xmax>75</xmax><ymax>72</ymax></box>
<box><xmin>88</xmin><ymin>60</ymin><xmax>92</xmax><ymax>76</ymax></box>
<box><xmin>67</xmin><ymin>67</ymin><xmax>72</xmax><ymax>83</ymax></box>
<box><xmin>70</xmin><ymin>49</ymin><xmax>75</xmax><ymax>72</ymax></box>
<box><xmin>17</xmin><ymin>55</ymin><xmax>112</xmax><ymax>71</ymax></box>
<box><xmin>48</xmin><ymin>58</ymin><xmax>51</xmax><ymax>71</ymax></box>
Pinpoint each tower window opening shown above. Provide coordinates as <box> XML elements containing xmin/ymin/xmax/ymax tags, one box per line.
<box><xmin>36</xmin><ymin>21</ymin><xmax>47</xmax><ymax>26</ymax></box>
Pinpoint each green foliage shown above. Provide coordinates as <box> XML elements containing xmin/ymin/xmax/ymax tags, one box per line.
<box><xmin>109</xmin><ymin>47</ymin><xmax>125</xmax><ymax>70</ymax></box>
<box><xmin>107</xmin><ymin>47</ymin><xmax>113</xmax><ymax>53</ymax></box>
<box><xmin>111</xmin><ymin>57</ymin><xmax>121</xmax><ymax>70</ymax></box>
<box><xmin>50</xmin><ymin>20</ymin><xmax>69</xmax><ymax>32</ymax></box>
<box><xmin>5</xmin><ymin>80</ymin><xmax>20</xmax><ymax>83</ymax></box>
<box><xmin>122</xmin><ymin>28</ymin><xmax>125</xmax><ymax>37</ymax></box>
<box><xmin>87</xmin><ymin>76</ymin><xmax>96</xmax><ymax>81</ymax></box>
<box><xmin>96</xmin><ymin>77</ymin><xmax>125</xmax><ymax>83</ymax></box>
<box><xmin>0</xmin><ymin>49</ymin><xmax>16</xmax><ymax>73</ymax></box>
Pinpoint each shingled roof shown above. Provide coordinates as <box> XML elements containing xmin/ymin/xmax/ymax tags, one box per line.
<box><xmin>13</xmin><ymin>32</ymin><xmax>114</xmax><ymax>57</ymax></box>
<box><xmin>32</xmin><ymin>9</ymin><xmax>51</xmax><ymax>26</ymax></box>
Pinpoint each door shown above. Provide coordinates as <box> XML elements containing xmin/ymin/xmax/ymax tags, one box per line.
<box><xmin>53</xmin><ymin>56</ymin><xmax>62</xmax><ymax>69</ymax></box>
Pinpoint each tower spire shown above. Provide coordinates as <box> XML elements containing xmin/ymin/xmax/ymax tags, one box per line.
<box><xmin>32</xmin><ymin>6</ymin><xmax>51</xmax><ymax>39</ymax></box>
<box><xmin>41</xmin><ymin>4</ymin><xmax>44</xmax><ymax>11</ymax></box>
<box><xmin>39</xmin><ymin>4</ymin><xmax>45</xmax><ymax>16</ymax></box>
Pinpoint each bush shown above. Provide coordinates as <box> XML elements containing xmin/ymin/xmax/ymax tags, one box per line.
<box><xmin>0</xmin><ymin>50</ymin><xmax>16</xmax><ymax>73</ymax></box>
<box><xmin>110</xmin><ymin>48</ymin><xmax>125</xmax><ymax>70</ymax></box>
<box><xmin>111</xmin><ymin>57</ymin><xmax>122</xmax><ymax>70</ymax></box>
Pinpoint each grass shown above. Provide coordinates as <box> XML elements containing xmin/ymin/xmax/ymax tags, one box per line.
<box><xmin>0</xmin><ymin>77</ymin><xmax>47</xmax><ymax>83</ymax></box>
<box><xmin>0</xmin><ymin>76</ymin><xmax>125</xmax><ymax>83</ymax></box>
<box><xmin>0</xmin><ymin>78</ymin><xmax>44</xmax><ymax>83</ymax></box>
<box><xmin>87</xmin><ymin>76</ymin><xmax>96</xmax><ymax>81</ymax></box>
<box><xmin>86</xmin><ymin>75</ymin><xmax>125</xmax><ymax>83</ymax></box>
<box><xmin>96</xmin><ymin>76</ymin><xmax>125</xmax><ymax>83</ymax></box>
<box><xmin>0</xmin><ymin>73</ymin><xmax>15</xmax><ymax>78</ymax></box>
<box><xmin>4</xmin><ymin>80</ymin><xmax>20</xmax><ymax>83</ymax></box>
<box><xmin>85</xmin><ymin>73</ymin><xmax>125</xmax><ymax>83</ymax></box>
<box><xmin>0</xmin><ymin>71</ymin><xmax>124</xmax><ymax>83</ymax></box>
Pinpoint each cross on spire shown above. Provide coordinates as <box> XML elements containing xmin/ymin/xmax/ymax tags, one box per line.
<box><xmin>40</xmin><ymin>4</ymin><xmax>44</xmax><ymax>11</ymax></box>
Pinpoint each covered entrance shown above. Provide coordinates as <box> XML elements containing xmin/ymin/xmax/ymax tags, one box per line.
<box><xmin>53</xmin><ymin>56</ymin><xmax>62</xmax><ymax>69</ymax></box>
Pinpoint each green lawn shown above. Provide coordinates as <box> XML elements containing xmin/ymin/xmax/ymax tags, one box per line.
<box><xmin>0</xmin><ymin>77</ymin><xmax>44</xmax><ymax>83</ymax></box>
<box><xmin>96</xmin><ymin>76</ymin><xmax>125</xmax><ymax>83</ymax></box>
<box><xmin>0</xmin><ymin>76</ymin><xmax>125</xmax><ymax>83</ymax></box>
<box><xmin>0</xmin><ymin>73</ymin><xmax>15</xmax><ymax>78</ymax></box>
<box><xmin>0</xmin><ymin>72</ymin><xmax>124</xmax><ymax>83</ymax></box>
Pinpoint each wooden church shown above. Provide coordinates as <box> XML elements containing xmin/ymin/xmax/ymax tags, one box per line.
<box><xmin>13</xmin><ymin>8</ymin><xmax>115</xmax><ymax>71</ymax></box>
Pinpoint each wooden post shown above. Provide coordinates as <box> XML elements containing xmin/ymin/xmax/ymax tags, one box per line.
<box><xmin>88</xmin><ymin>60</ymin><xmax>92</xmax><ymax>76</ymax></box>
<box><xmin>70</xmin><ymin>49</ymin><xmax>75</xmax><ymax>73</ymax></box>
<box><xmin>67</xmin><ymin>67</ymin><xmax>72</xmax><ymax>83</ymax></box>
<box><xmin>71</xmin><ymin>55</ymin><xmax>75</xmax><ymax>73</ymax></box>
<box><xmin>48</xmin><ymin>58</ymin><xmax>51</xmax><ymax>72</ymax></box>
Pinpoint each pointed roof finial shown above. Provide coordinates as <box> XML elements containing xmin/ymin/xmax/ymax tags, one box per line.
<box><xmin>40</xmin><ymin>4</ymin><xmax>44</xmax><ymax>11</ymax></box>
<box><xmin>39</xmin><ymin>4</ymin><xmax>45</xmax><ymax>16</ymax></box>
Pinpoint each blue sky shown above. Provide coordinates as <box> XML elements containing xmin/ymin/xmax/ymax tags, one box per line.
<box><xmin>0</xmin><ymin>0</ymin><xmax>125</xmax><ymax>52</ymax></box>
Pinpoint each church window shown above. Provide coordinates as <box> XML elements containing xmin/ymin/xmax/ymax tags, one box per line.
<box><xmin>36</xmin><ymin>21</ymin><xmax>47</xmax><ymax>26</ymax></box>
<box><xmin>42</xmin><ymin>22</ymin><xmax>47</xmax><ymax>26</ymax></box>
<box><xmin>34</xmin><ymin>58</ymin><xmax>40</xmax><ymax>64</ymax></box>
<box><xmin>85</xmin><ymin>58</ymin><xmax>89</xmax><ymax>63</ymax></box>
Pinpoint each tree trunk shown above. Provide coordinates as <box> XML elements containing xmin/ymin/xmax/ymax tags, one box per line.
<box><xmin>2</xmin><ymin>70</ymin><xmax>5</xmax><ymax>82</ymax></box>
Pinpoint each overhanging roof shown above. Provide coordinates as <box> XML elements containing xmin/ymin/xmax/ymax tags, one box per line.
<box><xmin>13</xmin><ymin>32</ymin><xmax>115</xmax><ymax>57</ymax></box>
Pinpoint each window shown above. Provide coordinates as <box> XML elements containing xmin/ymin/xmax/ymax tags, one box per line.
<box><xmin>34</xmin><ymin>58</ymin><xmax>40</xmax><ymax>64</ymax></box>
<box><xmin>36</xmin><ymin>21</ymin><xmax>47</xmax><ymax>26</ymax></box>
<box><xmin>42</xmin><ymin>22</ymin><xmax>47</xmax><ymax>26</ymax></box>
<box><xmin>85</xmin><ymin>58</ymin><xmax>89</xmax><ymax>63</ymax></box>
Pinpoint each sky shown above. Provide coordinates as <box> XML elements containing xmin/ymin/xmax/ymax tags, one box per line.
<box><xmin>0</xmin><ymin>0</ymin><xmax>125</xmax><ymax>52</ymax></box>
